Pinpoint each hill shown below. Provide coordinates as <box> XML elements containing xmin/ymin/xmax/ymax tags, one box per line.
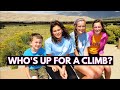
<box><xmin>0</xmin><ymin>12</ymin><xmax>94</xmax><ymax>22</ymax></box>
<box><xmin>57</xmin><ymin>11</ymin><xmax>120</xmax><ymax>19</ymax></box>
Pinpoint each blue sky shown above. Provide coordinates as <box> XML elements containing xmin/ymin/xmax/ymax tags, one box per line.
<box><xmin>1</xmin><ymin>11</ymin><xmax>120</xmax><ymax>14</ymax></box>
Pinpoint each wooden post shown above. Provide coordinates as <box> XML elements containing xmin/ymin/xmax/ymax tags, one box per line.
<box><xmin>118</xmin><ymin>38</ymin><xmax>120</xmax><ymax>49</ymax></box>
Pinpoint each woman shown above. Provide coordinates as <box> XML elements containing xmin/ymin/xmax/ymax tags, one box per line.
<box><xmin>44</xmin><ymin>20</ymin><xmax>78</xmax><ymax>79</ymax></box>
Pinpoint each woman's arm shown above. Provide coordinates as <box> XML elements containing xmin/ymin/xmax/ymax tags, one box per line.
<box><xmin>84</xmin><ymin>47</ymin><xmax>89</xmax><ymax>56</ymax></box>
<box><xmin>74</xmin><ymin>49</ymin><xmax>79</xmax><ymax>56</ymax></box>
<box><xmin>59</xmin><ymin>65</ymin><xmax>67</xmax><ymax>79</ymax></box>
<box><xmin>99</xmin><ymin>54</ymin><xmax>104</xmax><ymax>56</ymax></box>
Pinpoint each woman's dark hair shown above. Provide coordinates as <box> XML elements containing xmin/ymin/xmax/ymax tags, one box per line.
<box><xmin>73</xmin><ymin>18</ymin><xmax>86</xmax><ymax>53</ymax></box>
<box><xmin>50</xmin><ymin>20</ymin><xmax>70</xmax><ymax>43</ymax></box>
<box><xmin>92</xmin><ymin>19</ymin><xmax>108</xmax><ymax>35</ymax></box>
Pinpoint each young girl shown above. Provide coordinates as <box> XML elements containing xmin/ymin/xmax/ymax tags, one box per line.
<box><xmin>88</xmin><ymin>19</ymin><xmax>111</xmax><ymax>79</ymax></box>
<box><xmin>44</xmin><ymin>20</ymin><xmax>78</xmax><ymax>79</ymax></box>
<box><xmin>70</xmin><ymin>18</ymin><xmax>104</xmax><ymax>79</ymax></box>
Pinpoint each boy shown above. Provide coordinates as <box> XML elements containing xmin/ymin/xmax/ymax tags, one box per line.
<box><xmin>23</xmin><ymin>33</ymin><xmax>49</xmax><ymax>79</ymax></box>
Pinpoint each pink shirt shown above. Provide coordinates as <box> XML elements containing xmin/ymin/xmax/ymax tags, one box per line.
<box><xmin>88</xmin><ymin>30</ymin><xmax>108</xmax><ymax>54</ymax></box>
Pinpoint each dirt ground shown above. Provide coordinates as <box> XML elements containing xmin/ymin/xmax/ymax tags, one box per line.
<box><xmin>104</xmin><ymin>44</ymin><xmax>120</xmax><ymax>79</ymax></box>
<box><xmin>0</xmin><ymin>44</ymin><xmax>120</xmax><ymax>79</ymax></box>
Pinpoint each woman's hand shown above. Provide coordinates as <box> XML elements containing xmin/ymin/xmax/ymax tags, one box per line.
<box><xmin>59</xmin><ymin>65</ymin><xmax>68</xmax><ymax>79</ymax></box>
<box><xmin>47</xmin><ymin>65</ymin><xmax>59</xmax><ymax>72</ymax></box>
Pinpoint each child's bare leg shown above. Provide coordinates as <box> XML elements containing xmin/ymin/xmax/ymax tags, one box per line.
<box><xmin>104</xmin><ymin>66</ymin><xmax>111</xmax><ymax>79</ymax></box>
<box><xmin>74</xmin><ymin>65</ymin><xmax>96</xmax><ymax>79</ymax></box>
<box><xmin>90</xmin><ymin>66</ymin><xmax>104</xmax><ymax>79</ymax></box>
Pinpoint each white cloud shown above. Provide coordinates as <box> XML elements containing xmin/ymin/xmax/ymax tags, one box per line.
<box><xmin>115</xmin><ymin>11</ymin><xmax>120</xmax><ymax>12</ymax></box>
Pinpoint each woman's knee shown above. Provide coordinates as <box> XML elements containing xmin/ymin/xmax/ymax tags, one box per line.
<box><xmin>99</xmin><ymin>66</ymin><xmax>104</xmax><ymax>71</ymax></box>
<box><xmin>95</xmin><ymin>68</ymin><xmax>103</xmax><ymax>79</ymax></box>
<box><xmin>74</xmin><ymin>65</ymin><xmax>98</xmax><ymax>79</ymax></box>
<box><xmin>74</xmin><ymin>65</ymin><xmax>79</xmax><ymax>70</ymax></box>
<box><xmin>105</xmin><ymin>66</ymin><xmax>111</xmax><ymax>73</ymax></box>
<box><xmin>90</xmin><ymin>66</ymin><xmax>104</xmax><ymax>79</ymax></box>
<box><xmin>85</xmin><ymin>70</ymin><xmax>96</xmax><ymax>79</ymax></box>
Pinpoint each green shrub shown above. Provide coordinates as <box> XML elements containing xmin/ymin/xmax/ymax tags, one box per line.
<box><xmin>86</xmin><ymin>28</ymin><xmax>92</xmax><ymax>32</ymax></box>
<box><xmin>106</xmin><ymin>25</ymin><xmax>120</xmax><ymax>44</ymax></box>
<box><xmin>106</xmin><ymin>25</ymin><xmax>120</xmax><ymax>36</ymax></box>
<box><xmin>10</xmin><ymin>65</ymin><xmax>18</xmax><ymax>69</ymax></box>
<box><xmin>106</xmin><ymin>29</ymin><xmax>116</xmax><ymax>44</ymax></box>
<box><xmin>0</xmin><ymin>24</ymin><xmax>51</xmax><ymax>67</ymax></box>
<box><xmin>0</xmin><ymin>32</ymin><xmax>31</xmax><ymax>67</ymax></box>
<box><xmin>64</xmin><ymin>24</ymin><xmax>74</xmax><ymax>33</ymax></box>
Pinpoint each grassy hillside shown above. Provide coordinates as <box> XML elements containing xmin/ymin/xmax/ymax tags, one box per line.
<box><xmin>103</xmin><ymin>17</ymin><xmax>120</xmax><ymax>21</ymax></box>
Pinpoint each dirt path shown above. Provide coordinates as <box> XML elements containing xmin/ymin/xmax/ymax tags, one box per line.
<box><xmin>104</xmin><ymin>44</ymin><xmax>120</xmax><ymax>79</ymax></box>
<box><xmin>0</xmin><ymin>44</ymin><xmax>120</xmax><ymax>79</ymax></box>
<box><xmin>0</xmin><ymin>67</ymin><xmax>28</xmax><ymax>79</ymax></box>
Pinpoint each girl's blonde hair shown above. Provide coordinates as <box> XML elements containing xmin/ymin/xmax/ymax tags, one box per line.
<box><xmin>74</xmin><ymin>18</ymin><xmax>86</xmax><ymax>53</ymax></box>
